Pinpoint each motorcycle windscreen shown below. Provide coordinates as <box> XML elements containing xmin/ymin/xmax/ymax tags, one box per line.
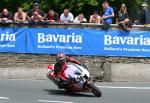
<box><xmin>64</xmin><ymin>65</ymin><xmax>80</xmax><ymax>78</ymax></box>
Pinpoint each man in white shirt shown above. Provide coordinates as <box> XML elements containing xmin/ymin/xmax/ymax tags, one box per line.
<box><xmin>60</xmin><ymin>9</ymin><xmax>74</xmax><ymax>23</ymax></box>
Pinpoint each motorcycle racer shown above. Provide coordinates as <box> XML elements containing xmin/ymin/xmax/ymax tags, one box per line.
<box><xmin>51</xmin><ymin>52</ymin><xmax>84</xmax><ymax>88</ymax></box>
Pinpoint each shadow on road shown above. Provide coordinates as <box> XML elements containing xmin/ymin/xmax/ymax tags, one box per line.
<box><xmin>44</xmin><ymin>89</ymin><xmax>96</xmax><ymax>97</ymax></box>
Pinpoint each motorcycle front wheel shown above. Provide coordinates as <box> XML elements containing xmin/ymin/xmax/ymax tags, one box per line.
<box><xmin>87</xmin><ymin>83</ymin><xmax>102</xmax><ymax>97</ymax></box>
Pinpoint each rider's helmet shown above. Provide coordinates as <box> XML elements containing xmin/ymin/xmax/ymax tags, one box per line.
<box><xmin>56</xmin><ymin>52</ymin><xmax>66</xmax><ymax>65</ymax></box>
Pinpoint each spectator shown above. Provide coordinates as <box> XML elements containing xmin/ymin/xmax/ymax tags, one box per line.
<box><xmin>14</xmin><ymin>7</ymin><xmax>27</xmax><ymax>23</ymax></box>
<box><xmin>116</xmin><ymin>4</ymin><xmax>132</xmax><ymax>31</ymax></box>
<box><xmin>73</xmin><ymin>13</ymin><xmax>87</xmax><ymax>23</ymax></box>
<box><xmin>60</xmin><ymin>9</ymin><xmax>74</xmax><ymax>23</ymax></box>
<box><xmin>139</xmin><ymin>2</ymin><xmax>150</xmax><ymax>25</ymax></box>
<box><xmin>116</xmin><ymin>4</ymin><xmax>129</xmax><ymax>23</ymax></box>
<box><xmin>27</xmin><ymin>2</ymin><xmax>45</xmax><ymax>19</ymax></box>
<box><xmin>102</xmin><ymin>1</ymin><xmax>114</xmax><ymax>24</ymax></box>
<box><xmin>89</xmin><ymin>11</ymin><xmax>101</xmax><ymax>23</ymax></box>
<box><xmin>45</xmin><ymin>9</ymin><xmax>59</xmax><ymax>22</ymax></box>
<box><xmin>30</xmin><ymin>12</ymin><xmax>44</xmax><ymax>23</ymax></box>
<box><xmin>0</xmin><ymin>8</ymin><xmax>13</xmax><ymax>23</ymax></box>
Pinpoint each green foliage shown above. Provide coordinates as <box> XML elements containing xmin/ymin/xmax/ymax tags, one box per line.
<box><xmin>21</xmin><ymin>2</ymin><xmax>33</xmax><ymax>11</ymax></box>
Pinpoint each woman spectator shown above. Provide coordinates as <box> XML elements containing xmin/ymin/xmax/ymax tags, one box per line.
<box><xmin>73</xmin><ymin>13</ymin><xmax>87</xmax><ymax>23</ymax></box>
<box><xmin>14</xmin><ymin>7</ymin><xmax>27</xmax><ymax>23</ymax></box>
<box><xmin>116</xmin><ymin>4</ymin><xmax>132</xmax><ymax>31</ymax></box>
<box><xmin>89</xmin><ymin>11</ymin><xmax>101</xmax><ymax>23</ymax></box>
<box><xmin>45</xmin><ymin>9</ymin><xmax>59</xmax><ymax>22</ymax></box>
<box><xmin>116</xmin><ymin>4</ymin><xmax>129</xmax><ymax>23</ymax></box>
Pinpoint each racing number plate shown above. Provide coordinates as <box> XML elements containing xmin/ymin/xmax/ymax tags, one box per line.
<box><xmin>76</xmin><ymin>76</ymin><xmax>85</xmax><ymax>82</ymax></box>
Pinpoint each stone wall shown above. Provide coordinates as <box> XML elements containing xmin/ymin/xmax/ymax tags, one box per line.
<box><xmin>1</xmin><ymin>53</ymin><xmax>150</xmax><ymax>81</ymax></box>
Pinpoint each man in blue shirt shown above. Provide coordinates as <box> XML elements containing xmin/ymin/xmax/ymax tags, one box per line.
<box><xmin>102</xmin><ymin>1</ymin><xmax>114</xmax><ymax>24</ymax></box>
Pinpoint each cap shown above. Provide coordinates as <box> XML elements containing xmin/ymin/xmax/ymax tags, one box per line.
<box><xmin>141</xmin><ymin>2</ymin><xmax>149</xmax><ymax>7</ymax></box>
<box><xmin>34</xmin><ymin>3</ymin><xmax>39</xmax><ymax>6</ymax></box>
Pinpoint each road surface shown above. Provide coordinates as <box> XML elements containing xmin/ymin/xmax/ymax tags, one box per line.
<box><xmin>0</xmin><ymin>79</ymin><xmax>150</xmax><ymax>103</ymax></box>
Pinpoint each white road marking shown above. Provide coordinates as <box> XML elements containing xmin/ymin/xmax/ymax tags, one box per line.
<box><xmin>0</xmin><ymin>97</ymin><xmax>10</xmax><ymax>100</ymax></box>
<box><xmin>37</xmin><ymin>100</ymin><xmax>74</xmax><ymax>103</ymax></box>
<box><xmin>97</xmin><ymin>86</ymin><xmax>150</xmax><ymax>90</ymax></box>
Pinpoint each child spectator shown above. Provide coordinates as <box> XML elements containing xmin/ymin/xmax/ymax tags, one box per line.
<box><xmin>14</xmin><ymin>7</ymin><xmax>27</xmax><ymax>23</ymax></box>
<box><xmin>89</xmin><ymin>11</ymin><xmax>101</xmax><ymax>23</ymax></box>
<box><xmin>30</xmin><ymin>12</ymin><xmax>44</xmax><ymax>23</ymax></box>
<box><xmin>73</xmin><ymin>13</ymin><xmax>87</xmax><ymax>23</ymax></box>
<box><xmin>27</xmin><ymin>3</ymin><xmax>45</xmax><ymax>20</ymax></box>
<box><xmin>60</xmin><ymin>9</ymin><xmax>74</xmax><ymax>23</ymax></box>
<box><xmin>102</xmin><ymin>1</ymin><xmax>114</xmax><ymax>24</ymax></box>
<box><xmin>45</xmin><ymin>9</ymin><xmax>59</xmax><ymax>22</ymax></box>
<box><xmin>0</xmin><ymin>8</ymin><xmax>13</xmax><ymax>23</ymax></box>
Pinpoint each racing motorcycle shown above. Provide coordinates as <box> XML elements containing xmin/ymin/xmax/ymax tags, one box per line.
<box><xmin>47</xmin><ymin>63</ymin><xmax>102</xmax><ymax>97</ymax></box>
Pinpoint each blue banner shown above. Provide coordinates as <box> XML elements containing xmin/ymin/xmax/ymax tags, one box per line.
<box><xmin>27</xmin><ymin>28</ymin><xmax>97</xmax><ymax>55</ymax></box>
<box><xmin>27</xmin><ymin>28</ymin><xmax>150</xmax><ymax>57</ymax></box>
<box><xmin>0</xmin><ymin>27</ymin><xmax>27</xmax><ymax>53</ymax></box>
<box><xmin>101</xmin><ymin>30</ymin><xmax>150</xmax><ymax>57</ymax></box>
<box><xmin>0</xmin><ymin>27</ymin><xmax>149</xmax><ymax>57</ymax></box>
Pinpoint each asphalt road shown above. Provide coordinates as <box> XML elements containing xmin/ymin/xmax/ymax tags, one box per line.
<box><xmin>0</xmin><ymin>79</ymin><xmax>150</xmax><ymax>103</ymax></box>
